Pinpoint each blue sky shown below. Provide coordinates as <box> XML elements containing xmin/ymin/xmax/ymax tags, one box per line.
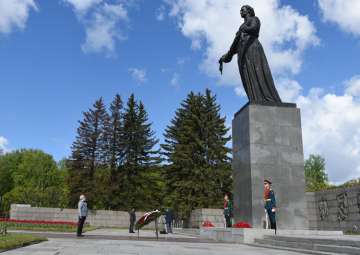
<box><xmin>1</xmin><ymin>0</ymin><xmax>360</xmax><ymax>183</ymax></box>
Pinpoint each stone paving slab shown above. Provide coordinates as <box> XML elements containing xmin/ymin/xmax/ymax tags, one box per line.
<box><xmin>9</xmin><ymin>228</ymin><xmax>194</xmax><ymax>238</ymax></box>
<box><xmin>7</xmin><ymin>229</ymin><xmax>358</xmax><ymax>254</ymax></box>
<box><xmin>2</xmin><ymin>238</ymin><xmax>309</xmax><ymax>255</ymax></box>
<box><xmin>86</xmin><ymin>228</ymin><xmax>197</xmax><ymax>239</ymax></box>
<box><xmin>8</xmin><ymin>229</ymin><xmax>199</xmax><ymax>243</ymax></box>
<box><xmin>2</xmin><ymin>229</ymin><xmax>312</xmax><ymax>254</ymax></box>
<box><xmin>276</xmin><ymin>234</ymin><xmax>360</xmax><ymax>241</ymax></box>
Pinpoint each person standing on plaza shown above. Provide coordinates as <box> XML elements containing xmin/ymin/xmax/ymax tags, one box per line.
<box><xmin>129</xmin><ymin>208</ymin><xmax>136</xmax><ymax>233</ymax></box>
<box><xmin>223</xmin><ymin>193</ymin><xmax>233</xmax><ymax>228</ymax></box>
<box><xmin>165</xmin><ymin>208</ymin><xmax>174</xmax><ymax>234</ymax></box>
<box><xmin>264</xmin><ymin>179</ymin><xmax>277</xmax><ymax>233</ymax></box>
<box><xmin>77</xmin><ymin>194</ymin><xmax>88</xmax><ymax>237</ymax></box>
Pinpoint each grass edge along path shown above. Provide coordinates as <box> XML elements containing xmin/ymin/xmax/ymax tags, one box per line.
<box><xmin>0</xmin><ymin>218</ymin><xmax>97</xmax><ymax>233</ymax></box>
<box><xmin>0</xmin><ymin>233</ymin><xmax>47</xmax><ymax>252</ymax></box>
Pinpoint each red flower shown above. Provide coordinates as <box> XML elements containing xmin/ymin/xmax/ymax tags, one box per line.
<box><xmin>0</xmin><ymin>218</ymin><xmax>77</xmax><ymax>226</ymax></box>
<box><xmin>232</xmin><ymin>221</ymin><xmax>252</xmax><ymax>228</ymax></box>
<box><xmin>202</xmin><ymin>220</ymin><xmax>215</xmax><ymax>227</ymax></box>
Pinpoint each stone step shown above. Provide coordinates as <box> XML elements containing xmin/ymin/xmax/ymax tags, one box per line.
<box><xmin>263</xmin><ymin>235</ymin><xmax>360</xmax><ymax>248</ymax></box>
<box><xmin>315</xmin><ymin>244</ymin><xmax>360</xmax><ymax>255</ymax></box>
<box><xmin>255</xmin><ymin>238</ymin><xmax>315</xmax><ymax>250</ymax></box>
<box><xmin>255</xmin><ymin>238</ymin><xmax>360</xmax><ymax>255</ymax></box>
<box><xmin>249</xmin><ymin>243</ymin><xmax>338</xmax><ymax>255</ymax></box>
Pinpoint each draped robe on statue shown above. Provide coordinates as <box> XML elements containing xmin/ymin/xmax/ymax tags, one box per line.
<box><xmin>222</xmin><ymin>16</ymin><xmax>282</xmax><ymax>103</ymax></box>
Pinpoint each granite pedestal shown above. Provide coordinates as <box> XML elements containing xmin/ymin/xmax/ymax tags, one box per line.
<box><xmin>232</xmin><ymin>103</ymin><xmax>308</xmax><ymax>229</ymax></box>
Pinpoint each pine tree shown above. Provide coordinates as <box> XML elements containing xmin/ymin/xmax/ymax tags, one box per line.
<box><xmin>161</xmin><ymin>90</ymin><xmax>231</xmax><ymax>224</ymax></box>
<box><xmin>71</xmin><ymin>97</ymin><xmax>109</xmax><ymax>174</ymax></box>
<box><xmin>108</xmin><ymin>94</ymin><xmax>123</xmax><ymax>172</ymax></box>
<box><xmin>102</xmin><ymin>94</ymin><xmax>124</xmax><ymax>210</ymax></box>
<box><xmin>116</xmin><ymin>94</ymin><xmax>161</xmax><ymax>210</ymax></box>
<box><xmin>68</xmin><ymin>97</ymin><xmax>109</xmax><ymax>206</ymax></box>
<box><xmin>136</xmin><ymin>101</ymin><xmax>160</xmax><ymax>166</ymax></box>
<box><xmin>202</xmin><ymin>89</ymin><xmax>232</xmax><ymax>199</ymax></box>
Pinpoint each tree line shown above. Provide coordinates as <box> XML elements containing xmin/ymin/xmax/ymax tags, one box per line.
<box><xmin>0</xmin><ymin>89</ymin><xmax>232</xmax><ymax>222</ymax></box>
<box><xmin>68</xmin><ymin>90</ymin><xmax>232</xmax><ymax>221</ymax></box>
<box><xmin>1</xmin><ymin>89</ymin><xmax>345</xmax><ymax>221</ymax></box>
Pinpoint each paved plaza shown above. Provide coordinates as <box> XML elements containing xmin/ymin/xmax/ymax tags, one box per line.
<box><xmin>2</xmin><ymin>229</ymin><xmax>309</xmax><ymax>255</ymax></box>
<box><xmin>2</xmin><ymin>238</ymin><xmax>306</xmax><ymax>255</ymax></box>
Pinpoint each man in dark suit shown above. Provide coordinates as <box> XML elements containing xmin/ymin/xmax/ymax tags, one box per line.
<box><xmin>129</xmin><ymin>208</ymin><xmax>136</xmax><ymax>233</ymax></box>
<box><xmin>165</xmin><ymin>208</ymin><xmax>174</xmax><ymax>234</ymax></box>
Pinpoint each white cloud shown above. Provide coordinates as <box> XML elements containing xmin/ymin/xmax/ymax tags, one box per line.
<box><xmin>82</xmin><ymin>3</ymin><xmax>128</xmax><ymax>54</ymax></box>
<box><xmin>170</xmin><ymin>72</ymin><xmax>180</xmax><ymax>88</ymax></box>
<box><xmin>318</xmin><ymin>0</ymin><xmax>360</xmax><ymax>37</ymax></box>
<box><xmin>0</xmin><ymin>0</ymin><xmax>37</xmax><ymax>34</ymax></box>
<box><xmin>177</xmin><ymin>57</ymin><xmax>187</xmax><ymax>65</ymax></box>
<box><xmin>63</xmin><ymin>0</ymin><xmax>129</xmax><ymax>55</ymax></box>
<box><xmin>234</xmin><ymin>86</ymin><xmax>246</xmax><ymax>97</ymax></box>
<box><xmin>156</xmin><ymin>5</ymin><xmax>166</xmax><ymax>21</ymax></box>
<box><xmin>0</xmin><ymin>136</ymin><xmax>9</xmax><ymax>155</ymax></box>
<box><xmin>345</xmin><ymin>75</ymin><xmax>360</xmax><ymax>97</ymax></box>
<box><xmin>274</xmin><ymin>77</ymin><xmax>360</xmax><ymax>184</ymax></box>
<box><xmin>276</xmin><ymin>78</ymin><xmax>303</xmax><ymax>102</ymax></box>
<box><xmin>63</xmin><ymin>0</ymin><xmax>102</xmax><ymax>14</ymax></box>
<box><xmin>129</xmin><ymin>68</ymin><xmax>147</xmax><ymax>83</ymax></box>
<box><xmin>164</xmin><ymin>0</ymin><xmax>319</xmax><ymax>91</ymax></box>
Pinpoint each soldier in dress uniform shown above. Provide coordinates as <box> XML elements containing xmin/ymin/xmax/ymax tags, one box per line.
<box><xmin>264</xmin><ymin>179</ymin><xmax>277</xmax><ymax>233</ymax></box>
<box><xmin>223</xmin><ymin>193</ymin><xmax>233</xmax><ymax>228</ymax></box>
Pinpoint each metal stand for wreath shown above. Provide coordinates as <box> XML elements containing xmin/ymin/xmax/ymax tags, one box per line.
<box><xmin>155</xmin><ymin>217</ymin><xmax>159</xmax><ymax>240</ymax></box>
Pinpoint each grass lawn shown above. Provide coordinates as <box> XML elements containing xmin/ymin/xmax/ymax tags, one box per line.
<box><xmin>0</xmin><ymin>234</ymin><xmax>47</xmax><ymax>251</ymax></box>
<box><xmin>344</xmin><ymin>231</ymin><xmax>360</xmax><ymax>235</ymax></box>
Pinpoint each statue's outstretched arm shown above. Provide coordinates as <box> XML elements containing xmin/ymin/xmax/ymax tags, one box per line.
<box><xmin>221</xmin><ymin>34</ymin><xmax>240</xmax><ymax>63</ymax></box>
<box><xmin>219</xmin><ymin>33</ymin><xmax>240</xmax><ymax>74</ymax></box>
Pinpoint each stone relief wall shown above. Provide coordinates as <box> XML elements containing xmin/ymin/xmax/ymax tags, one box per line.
<box><xmin>307</xmin><ymin>184</ymin><xmax>360</xmax><ymax>232</ymax></box>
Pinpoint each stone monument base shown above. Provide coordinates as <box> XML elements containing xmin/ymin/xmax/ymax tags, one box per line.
<box><xmin>232</xmin><ymin>103</ymin><xmax>308</xmax><ymax>229</ymax></box>
<box><xmin>199</xmin><ymin>228</ymin><xmax>343</xmax><ymax>244</ymax></box>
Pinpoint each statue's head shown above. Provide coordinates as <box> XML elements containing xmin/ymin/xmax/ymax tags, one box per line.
<box><xmin>240</xmin><ymin>5</ymin><xmax>255</xmax><ymax>18</ymax></box>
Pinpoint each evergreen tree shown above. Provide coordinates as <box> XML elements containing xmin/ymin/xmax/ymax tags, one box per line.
<box><xmin>108</xmin><ymin>94</ymin><xmax>123</xmax><ymax>172</ymax></box>
<box><xmin>71</xmin><ymin>97</ymin><xmax>109</xmax><ymax>174</ymax></box>
<box><xmin>68</xmin><ymin>98</ymin><xmax>109</xmax><ymax>206</ymax></box>
<box><xmin>136</xmin><ymin>101</ymin><xmax>160</xmax><ymax>166</ymax></box>
<box><xmin>100</xmin><ymin>94</ymin><xmax>124</xmax><ymax>209</ymax></box>
<box><xmin>161</xmin><ymin>90</ymin><xmax>231</xmax><ymax>223</ymax></box>
<box><xmin>117</xmin><ymin>94</ymin><xmax>160</xmax><ymax>210</ymax></box>
<box><xmin>202</xmin><ymin>89</ymin><xmax>232</xmax><ymax>197</ymax></box>
<box><xmin>122</xmin><ymin>95</ymin><xmax>159</xmax><ymax>167</ymax></box>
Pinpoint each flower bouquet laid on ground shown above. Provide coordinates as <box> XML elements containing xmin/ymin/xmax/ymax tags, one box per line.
<box><xmin>202</xmin><ymin>220</ymin><xmax>215</xmax><ymax>228</ymax></box>
<box><xmin>232</xmin><ymin>221</ymin><xmax>252</xmax><ymax>228</ymax></box>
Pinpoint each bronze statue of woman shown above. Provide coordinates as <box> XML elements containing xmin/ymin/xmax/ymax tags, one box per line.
<box><xmin>219</xmin><ymin>5</ymin><xmax>282</xmax><ymax>103</ymax></box>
